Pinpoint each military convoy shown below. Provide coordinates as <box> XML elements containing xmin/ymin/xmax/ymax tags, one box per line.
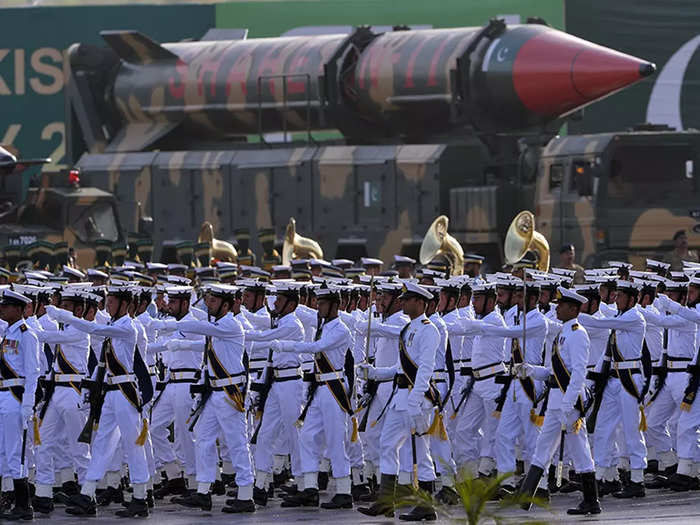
<box><xmin>35</xmin><ymin>19</ymin><xmax>699</xmax><ymax>269</ymax></box>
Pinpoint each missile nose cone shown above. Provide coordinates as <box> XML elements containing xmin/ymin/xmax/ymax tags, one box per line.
<box><xmin>512</xmin><ymin>29</ymin><xmax>655</xmax><ymax>118</ymax></box>
<box><xmin>639</xmin><ymin>62</ymin><xmax>656</xmax><ymax>77</ymax></box>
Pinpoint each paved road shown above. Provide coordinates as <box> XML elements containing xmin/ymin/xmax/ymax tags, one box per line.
<box><xmin>36</xmin><ymin>486</ymin><xmax>700</xmax><ymax>524</ymax></box>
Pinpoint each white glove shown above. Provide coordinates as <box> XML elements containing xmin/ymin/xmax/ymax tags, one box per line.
<box><xmin>514</xmin><ymin>363</ymin><xmax>533</xmax><ymax>379</ymax></box>
<box><xmin>356</xmin><ymin>363</ymin><xmax>373</xmax><ymax>381</ymax></box>
<box><xmin>246</xmin><ymin>391</ymin><xmax>260</xmax><ymax>411</ymax></box>
<box><xmin>269</xmin><ymin>341</ymin><xmax>282</xmax><ymax>353</ymax></box>
<box><xmin>21</xmin><ymin>404</ymin><xmax>33</xmax><ymax>429</ymax></box>
<box><xmin>166</xmin><ymin>339</ymin><xmax>185</xmax><ymax>352</ymax></box>
<box><xmin>191</xmin><ymin>394</ymin><xmax>201</xmax><ymax>413</ymax></box>
<box><xmin>45</xmin><ymin>305</ymin><xmax>68</xmax><ymax>322</ymax></box>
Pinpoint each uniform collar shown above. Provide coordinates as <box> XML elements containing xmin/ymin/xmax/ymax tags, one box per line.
<box><xmin>563</xmin><ymin>318</ymin><xmax>579</xmax><ymax>329</ymax></box>
<box><xmin>410</xmin><ymin>313</ymin><xmax>428</xmax><ymax>326</ymax></box>
<box><xmin>7</xmin><ymin>319</ymin><xmax>25</xmax><ymax>332</ymax></box>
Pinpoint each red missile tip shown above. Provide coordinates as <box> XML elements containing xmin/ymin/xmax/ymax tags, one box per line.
<box><xmin>513</xmin><ymin>30</ymin><xmax>655</xmax><ymax>117</ymax></box>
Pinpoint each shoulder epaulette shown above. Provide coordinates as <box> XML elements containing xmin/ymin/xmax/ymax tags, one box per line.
<box><xmin>19</xmin><ymin>324</ymin><xmax>27</xmax><ymax>333</ymax></box>
<box><xmin>571</xmin><ymin>323</ymin><xmax>579</xmax><ymax>331</ymax></box>
<box><xmin>422</xmin><ymin>319</ymin><xmax>431</xmax><ymax>325</ymax></box>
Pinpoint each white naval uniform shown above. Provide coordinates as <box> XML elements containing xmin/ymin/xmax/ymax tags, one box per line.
<box><xmin>57</xmin><ymin>312</ymin><xmax>150</xmax><ymax>488</ymax></box>
<box><xmin>278</xmin><ymin>317</ymin><xmax>352</xmax><ymax>488</ymax></box>
<box><xmin>369</xmin><ymin>313</ymin><xmax>438</xmax><ymax>482</ymax></box>
<box><xmin>173</xmin><ymin>313</ymin><xmax>254</xmax><ymax>490</ymax></box>
<box><xmin>149</xmin><ymin>312</ymin><xmax>205</xmax><ymax>478</ymax></box>
<box><xmin>660</xmin><ymin>298</ymin><xmax>700</xmax><ymax>475</ymax></box>
<box><xmin>580</xmin><ymin>307</ymin><xmax>648</xmax><ymax>477</ymax></box>
<box><xmin>486</xmin><ymin>308</ymin><xmax>548</xmax><ymax>477</ymax></box>
<box><xmin>0</xmin><ymin>320</ymin><xmax>40</xmax><ymax>479</ymax></box>
<box><xmin>247</xmin><ymin>312</ymin><xmax>305</xmax><ymax>479</ymax></box>
<box><xmin>34</xmin><ymin>322</ymin><xmax>91</xmax><ymax>491</ymax></box>
<box><xmin>356</xmin><ymin>310</ymin><xmax>409</xmax><ymax>471</ymax></box>
<box><xmin>530</xmin><ymin>319</ymin><xmax>595</xmax><ymax>474</ymax></box>
<box><xmin>449</xmin><ymin>309</ymin><xmax>508</xmax><ymax>470</ymax></box>
<box><xmin>442</xmin><ymin>307</ymin><xmax>465</xmax><ymax>432</ymax></box>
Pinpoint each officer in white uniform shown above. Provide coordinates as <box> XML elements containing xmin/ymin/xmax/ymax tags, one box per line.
<box><xmin>0</xmin><ymin>289</ymin><xmax>40</xmax><ymax>521</ymax></box>
<box><xmin>516</xmin><ymin>286</ymin><xmax>600</xmax><ymax>516</ymax></box>
<box><xmin>357</xmin><ymin>282</ymin><xmax>440</xmax><ymax>522</ymax></box>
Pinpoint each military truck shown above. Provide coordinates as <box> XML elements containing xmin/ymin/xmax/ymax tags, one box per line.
<box><xmin>63</xmin><ymin>22</ymin><xmax>700</xmax><ymax>268</ymax></box>
<box><xmin>0</xmin><ymin>158</ymin><xmax>140</xmax><ymax>269</ymax></box>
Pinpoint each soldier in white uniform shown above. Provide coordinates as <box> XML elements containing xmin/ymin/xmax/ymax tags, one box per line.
<box><xmin>517</xmin><ymin>286</ymin><xmax>600</xmax><ymax>515</ymax></box>
<box><xmin>271</xmin><ymin>284</ymin><xmax>354</xmax><ymax>510</ymax></box>
<box><xmin>32</xmin><ymin>288</ymin><xmax>91</xmax><ymax>515</ymax></box>
<box><xmin>149</xmin><ymin>286</ymin><xmax>205</xmax><ymax>498</ymax></box>
<box><xmin>246</xmin><ymin>282</ymin><xmax>305</xmax><ymax>506</ymax></box>
<box><xmin>0</xmin><ymin>289</ymin><xmax>40</xmax><ymax>521</ymax></box>
<box><xmin>579</xmin><ymin>280</ymin><xmax>648</xmax><ymax>498</ymax></box>
<box><xmin>357</xmin><ymin>282</ymin><xmax>440</xmax><ymax>522</ymax></box>
<box><xmin>50</xmin><ymin>284</ymin><xmax>151</xmax><ymax>518</ymax></box>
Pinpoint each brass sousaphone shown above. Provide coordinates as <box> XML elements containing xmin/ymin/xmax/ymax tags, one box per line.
<box><xmin>282</xmin><ymin>217</ymin><xmax>323</xmax><ymax>266</ymax></box>
<box><xmin>504</xmin><ymin>211</ymin><xmax>550</xmax><ymax>271</ymax></box>
<box><xmin>198</xmin><ymin>221</ymin><xmax>238</xmax><ymax>262</ymax></box>
<box><xmin>419</xmin><ymin>215</ymin><xmax>464</xmax><ymax>276</ymax></box>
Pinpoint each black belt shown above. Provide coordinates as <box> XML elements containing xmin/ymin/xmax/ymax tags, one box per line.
<box><xmin>396</xmin><ymin>374</ymin><xmax>410</xmax><ymax>389</ymax></box>
<box><xmin>0</xmin><ymin>387</ymin><xmax>24</xmax><ymax>393</ymax></box>
<box><xmin>303</xmin><ymin>372</ymin><xmax>315</xmax><ymax>382</ymax></box>
<box><xmin>460</xmin><ymin>366</ymin><xmax>473</xmax><ymax>377</ymax></box>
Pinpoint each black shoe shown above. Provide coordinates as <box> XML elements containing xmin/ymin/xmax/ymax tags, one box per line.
<box><xmin>435</xmin><ymin>486</ymin><xmax>459</xmax><ymax>505</ymax></box>
<box><xmin>618</xmin><ymin>469</ymin><xmax>631</xmax><ymax>487</ymax></box>
<box><xmin>173</xmin><ymin>491</ymin><xmax>212</xmax><ymax>511</ymax></box>
<box><xmin>65</xmin><ymin>494</ymin><xmax>97</xmax><ymax>516</ymax></box>
<box><xmin>517</xmin><ymin>465</ymin><xmax>544</xmax><ymax>511</ymax></box>
<box><xmin>154</xmin><ymin>477</ymin><xmax>187</xmax><ymax>499</ymax></box>
<box><xmin>221</xmin><ymin>499</ymin><xmax>255</xmax><ymax>513</ymax></box>
<box><xmin>645</xmin><ymin>459</ymin><xmax>659</xmax><ymax>475</ymax></box>
<box><xmin>357</xmin><ymin>474</ymin><xmax>396</xmax><ymax>518</ymax></box>
<box><xmin>32</xmin><ymin>495</ymin><xmax>54</xmax><ymax>514</ymax></box>
<box><xmin>212</xmin><ymin>480</ymin><xmax>226</xmax><ymax>496</ymax></box>
<box><xmin>493</xmin><ymin>485</ymin><xmax>515</xmax><ymax>501</ymax></box>
<box><xmin>644</xmin><ymin>473</ymin><xmax>669</xmax><ymax>489</ymax></box>
<box><xmin>115</xmin><ymin>498</ymin><xmax>149</xmax><ymax>518</ymax></box>
<box><xmin>221</xmin><ymin>473</ymin><xmax>236</xmax><ymax>488</ymax></box>
<box><xmin>567</xmin><ymin>472</ymin><xmax>601</xmax><ymax>515</ymax></box>
<box><xmin>598</xmin><ymin>479</ymin><xmax>621</xmax><ymax>497</ymax></box>
<box><xmin>559</xmin><ymin>479</ymin><xmax>582</xmax><ymax>493</ymax></box>
<box><xmin>226</xmin><ymin>487</ymin><xmax>238</xmax><ymax>498</ymax></box>
<box><xmin>399</xmin><ymin>506</ymin><xmax>438</xmax><ymax>521</ymax></box>
<box><xmin>534</xmin><ymin>487</ymin><xmax>550</xmax><ymax>505</ymax></box>
<box><xmin>53</xmin><ymin>491</ymin><xmax>71</xmax><ymax>506</ymax></box>
<box><xmin>273</xmin><ymin>469</ymin><xmax>291</xmax><ymax>488</ymax></box>
<box><xmin>96</xmin><ymin>486</ymin><xmax>123</xmax><ymax>507</ymax></box>
<box><xmin>62</xmin><ymin>481</ymin><xmax>80</xmax><ymax>496</ymax></box>
<box><xmin>567</xmin><ymin>499</ymin><xmax>602</xmax><ymax>515</ymax></box>
<box><xmin>278</xmin><ymin>484</ymin><xmax>298</xmax><ymax>496</ymax></box>
<box><xmin>321</xmin><ymin>493</ymin><xmax>353</xmax><ymax>509</ymax></box>
<box><xmin>613</xmin><ymin>481</ymin><xmax>645</xmax><ymax>498</ymax></box>
<box><xmin>253</xmin><ymin>486</ymin><xmax>268</xmax><ymax>506</ymax></box>
<box><xmin>668</xmin><ymin>473</ymin><xmax>700</xmax><ymax>492</ymax></box>
<box><xmin>281</xmin><ymin>488</ymin><xmax>319</xmax><ymax>508</ymax></box>
<box><xmin>3</xmin><ymin>506</ymin><xmax>34</xmax><ymax>521</ymax></box>
<box><xmin>351</xmin><ymin>484</ymin><xmax>370</xmax><ymax>502</ymax></box>
<box><xmin>318</xmin><ymin>472</ymin><xmax>329</xmax><ymax>491</ymax></box>
<box><xmin>0</xmin><ymin>491</ymin><xmax>14</xmax><ymax>512</ymax></box>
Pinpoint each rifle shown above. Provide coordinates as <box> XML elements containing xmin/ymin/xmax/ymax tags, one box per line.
<box><xmin>77</xmin><ymin>339</ymin><xmax>109</xmax><ymax>444</ymax></box>
<box><xmin>187</xmin><ymin>370</ymin><xmax>212</xmax><ymax>432</ymax></box>
<box><xmin>586</xmin><ymin>344</ymin><xmax>612</xmax><ymax>434</ymax></box>
<box><xmin>250</xmin><ymin>349</ymin><xmax>274</xmax><ymax>445</ymax></box>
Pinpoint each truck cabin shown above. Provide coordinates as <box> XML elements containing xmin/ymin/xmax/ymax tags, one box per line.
<box><xmin>537</xmin><ymin>129</ymin><xmax>700</xmax><ymax>266</ymax></box>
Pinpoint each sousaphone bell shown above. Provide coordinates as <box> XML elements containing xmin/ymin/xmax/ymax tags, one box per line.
<box><xmin>198</xmin><ymin>221</ymin><xmax>237</xmax><ymax>263</ymax></box>
<box><xmin>282</xmin><ymin>218</ymin><xmax>323</xmax><ymax>266</ymax></box>
<box><xmin>504</xmin><ymin>210</ymin><xmax>550</xmax><ymax>272</ymax></box>
<box><xmin>419</xmin><ymin>215</ymin><xmax>464</xmax><ymax>276</ymax></box>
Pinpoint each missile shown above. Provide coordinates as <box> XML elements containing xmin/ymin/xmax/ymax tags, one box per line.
<box><xmin>70</xmin><ymin>20</ymin><xmax>655</xmax><ymax>152</ymax></box>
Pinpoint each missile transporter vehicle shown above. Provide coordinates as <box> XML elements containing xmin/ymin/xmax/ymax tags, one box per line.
<box><xmin>64</xmin><ymin>18</ymin><xmax>700</xmax><ymax>267</ymax></box>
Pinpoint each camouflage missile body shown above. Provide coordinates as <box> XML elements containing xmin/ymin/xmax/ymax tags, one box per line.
<box><xmin>66</xmin><ymin>19</ymin><xmax>689</xmax><ymax>267</ymax></box>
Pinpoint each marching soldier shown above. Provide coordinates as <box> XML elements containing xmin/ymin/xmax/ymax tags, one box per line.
<box><xmin>162</xmin><ymin>284</ymin><xmax>256</xmax><ymax>514</ymax></box>
<box><xmin>270</xmin><ymin>284</ymin><xmax>354</xmax><ymax>510</ymax></box>
<box><xmin>47</xmin><ymin>284</ymin><xmax>151</xmax><ymax>518</ymax></box>
<box><xmin>517</xmin><ymin>286</ymin><xmax>600</xmax><ymax>515</ymax></box>
<box><xmin>579</xmin><ymin>280</ymin><xmax>648</xmax><ymax>498</ymax></box>
<box><xmin>357</xmin><ymin>282</ymin><xmax>440</xmax><ymax>521</ymax></box>
<box><xmin>245</xmin><ymin>282</ymin><xmax>305</xmax><ymax>506</ymax></box>
<box><xmin>33</xmin><ymin>288</ymin><xmax>91</xmax><ymax>515</ymax></box>
<box><xmin>0</xmin><ymin>289</ymin><xmax>40</xmax><ymax>520</ymax></box>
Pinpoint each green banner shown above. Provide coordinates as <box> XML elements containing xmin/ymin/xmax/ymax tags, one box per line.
<box><xmin>215</xmin><ymin>0</ymin><xmax>564</xmax><ymax>37</ymax></box>
<box><xmin>0</xmin><ymin>4</ymin><xmax>215</xmax><ymax>180</ymax></box>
